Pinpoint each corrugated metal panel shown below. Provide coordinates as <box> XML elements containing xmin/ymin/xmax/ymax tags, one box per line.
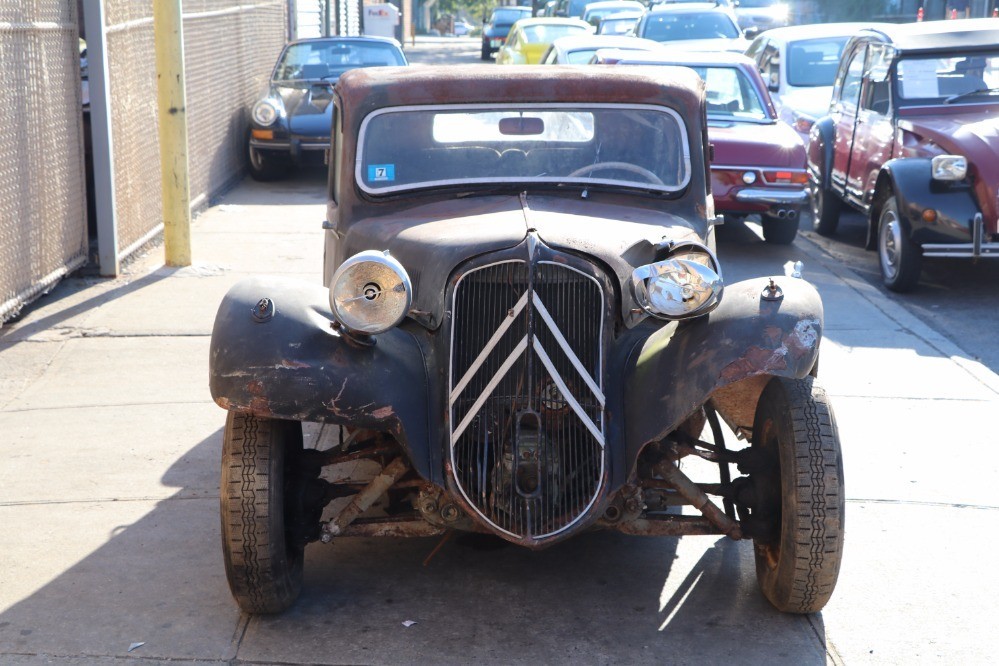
<box><xmin>0</xmin><ymin>0</ymin><xmax>88</xmax><ymax>323</ymax></box>
<box><xmin>296</xmin><ymin>0</ymin><xmax>325</xmax><ymax>38</ymax></box>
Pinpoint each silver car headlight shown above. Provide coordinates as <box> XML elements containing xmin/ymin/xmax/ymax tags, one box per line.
<box><xmin>631</xmin><ymin>242</ymin><xmax>723</xmax><ymax>320</ymax></box>
<box><xmin>329</xmin><ymin>251</ymin><xmax>412</xmax><ymax>335</ymax></box>
<box><xmin>931</xmin><ymin>155</ymin><xmax>967</xmax><ymax>181</ymax></box>
<box><xmin>252</xmin><ymin>99</ymin><xmax>280</xmax><ymax>127</ymax></box>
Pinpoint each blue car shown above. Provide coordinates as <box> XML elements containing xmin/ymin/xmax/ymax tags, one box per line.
<box><xmin>248</xmin><ymin>36</ymin><xmax>407</xmax><ymax>180</ymax></box>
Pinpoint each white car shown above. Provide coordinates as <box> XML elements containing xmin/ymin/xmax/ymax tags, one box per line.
<box><xmin>633</xmin><ymin>3</ymin><xmax>749</xmax><ymax>53</ymax></box>
<box><xmin>745</xmin><ymin>23</ymin><xmax>891</xmax><ymax>141</ymax></box>
<box><xmin>732</xmin><ymin>0</ymin><xmax>790</xmax><ymax>33</ymax></box>
<box><xmin>540</xmin><ymin>33</ymin><xmax>663</xmax><ymax>64</ymax></box>
<box><xmin>581</xmin><ymin>0</ymin><xmax>644</xmax><ymax>27</ymax></box>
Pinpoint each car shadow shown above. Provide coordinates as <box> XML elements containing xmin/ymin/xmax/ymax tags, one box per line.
<box><xmin>0</xmin><ymin>427</ymin><xmax>830</xmax><ymax>663</ymax></box>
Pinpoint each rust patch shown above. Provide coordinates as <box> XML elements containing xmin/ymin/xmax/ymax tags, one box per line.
<box><xmin>719</xmin><ymin>345</ymin><xmax>788</xmax><ymax>382</ymax></box>
<box><xmin>278</xmin><ymin>359</ymin><xmax>310</xmax><ymax>369</ymax></box>
<box><xmin>372</xmin><ymin>405</ymin><xmax>395</xmax><ymax>419</ymax></box>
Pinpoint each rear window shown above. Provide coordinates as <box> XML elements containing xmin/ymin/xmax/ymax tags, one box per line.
<box><xmin>785</xmin><ymin>37</ymin><xmax>850</xmax><ymax>87</ymax></box>
<box><xmin>640</xmin><ymin>12</ymin><xmax>740</xmax><ymax>42</ymax></box>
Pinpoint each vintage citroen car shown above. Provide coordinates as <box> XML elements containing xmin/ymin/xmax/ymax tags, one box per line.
<box><xmin>210</xmin><ymin>66</ymin><xmax>844</xmax><ymax>615</ymax></box>
<box><xmin>808</xmin><ymin>20</ymin><xmax>999</xmax><ymax>291</ymax></box>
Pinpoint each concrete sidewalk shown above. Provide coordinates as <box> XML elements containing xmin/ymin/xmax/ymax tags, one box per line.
<box><xmin>1</xmin><ymin>174</ymin><xmax>997</xmax><ymax>664</ymax></box>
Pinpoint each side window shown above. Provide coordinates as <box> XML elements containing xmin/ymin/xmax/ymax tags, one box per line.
<box><xmin>506</xmin><ymin>29</ymin><xmax>519</xmax><ymax>49</ymax></box>
<box><xmin>861</xmin><ymin>44</ymin><xmax>892</xmax><ymax>115</ymax></box>
<box><xmin>762</xmin><ymin>43</ymin><xmax>780</xmax><ymax>91</ymax></box>
<box><xmin>746</xmin><ymin>37</ymin><xmax>767</xmax><ymax>62</ymax></box>
<box><xmin>837</xmin><ymin>46</ymin><xmax>867</xmax><ymax>111</ymax></box>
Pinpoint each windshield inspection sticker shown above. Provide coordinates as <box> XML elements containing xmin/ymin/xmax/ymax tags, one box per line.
<box><xmin>368</xmin><ymin>164</ymin><xmax>395</xmax><ymax>181</ymax></box>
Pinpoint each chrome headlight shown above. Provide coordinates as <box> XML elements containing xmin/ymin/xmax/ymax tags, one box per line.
<box><xmin>252</xmin><ymin>99</ymin><xmax>280</xmax><ymax>127</ymax></box>
<box><xmin>631</xmin><ymin>242</ymin><xmax>723</xmax><ymax>320</ymax></box>
<box><xmin>931</xmin><ymin>155</ymin><xmax>967</xmax><ymax>181</ymax></box>
<box><xmin>329</xmin><ymin>251</ymin><xmax>412</xmax><ymax>335</ymax></box>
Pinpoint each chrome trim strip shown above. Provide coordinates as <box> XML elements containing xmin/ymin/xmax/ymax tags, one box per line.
<box><xmin>531</xmin><ymin>292</ymin><xmax>605</xmax><ymax>407</ymax></box>
<box><xmin>734</xmin><ymin>188</ymin><xmax>808</xmax><ymax>204</ymax></box>
<box><xmin>449</xmin><ymin>290</ymin><xmax>529</xmax><ymax>406</ymax></box>
<box><xmin>450</xmin><ymin>335</ymin><xmax>529</xmax><ymax>445</ymax></box>
<box><xmin>532</xmin><ymin>337</ymin><xmax>605</xmax><ymax>447</ymax></box>
<box><xmin>249</xmin><ymin>139</ymin><xmax>291</xmax><ymax>149</ymax></box>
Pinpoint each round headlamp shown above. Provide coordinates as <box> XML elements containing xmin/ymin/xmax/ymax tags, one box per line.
<box><xmin>631</xmin><ymin>242</ymin><xmax>723</xmax><ymax>320</ymax></box>
<box><xmin>742</xmin><ymin>171</ymin><xmax>757</xmax><ymax>185</ymax></box>
<box><xmin>931</xmin><ymin>155</ymin><xmax>967</xmax><ymax>181</ymax></box>
<box><xmin>329</xmin><ymin>251</ymin><xmax>412</xmax><ymax>335</ymax></box>
<box><xmin>252</xmin><ymin>99</ymin><xmax>280</xmax><ymax>127</ymax></box>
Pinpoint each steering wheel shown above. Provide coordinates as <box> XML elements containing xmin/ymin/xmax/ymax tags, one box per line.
<box><xmin>567</xmin><ymin>161</ymin><xmax>664</xmax><ymax>185</ymax></box>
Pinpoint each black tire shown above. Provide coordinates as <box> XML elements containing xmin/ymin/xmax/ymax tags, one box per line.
<box><xmin>810</xmin><ymin>178</ymin><xmax>840</xmax><ymax>236</ymax></box>
<box><xmin>247</xmin><ymin>140</ymin><xmax>288</xmax><ymax>182</ymax></box>
<box><xmin>878</xmin><ymin>197</ymin><xmax>922</xmax><ymax>293</ymax></box>
<box><xmin>750</xmin><ymin>376</ymin><xmax>845</xmax><ymax>614</ymax></box>
<box><xmin>481</xmin><ymin>41</ymin><xmax>491</xmax><ymax>60</ymax></box>
<box><xmin>761</xmin><ymin>214</ymin><xmax>798</xmax><ymax>244</ymax></box>
<box><xmin>220</xmin><ymin>411</ymin><xmax>304</xmax><ymax>613</ymax></box>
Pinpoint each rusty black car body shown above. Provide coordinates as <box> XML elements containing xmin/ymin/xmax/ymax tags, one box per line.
<box><xmin>210</xmin><ymin>66</ymin><xmax>845</xmax><ymax>615</ymax></box>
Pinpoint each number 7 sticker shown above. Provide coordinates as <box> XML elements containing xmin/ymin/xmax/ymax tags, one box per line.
<box><xmin>368</xmin><ymin>164</ymin><xmax>396</xmax><ymax>181</ymax></box>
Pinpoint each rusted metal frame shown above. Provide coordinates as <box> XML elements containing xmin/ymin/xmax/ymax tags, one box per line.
<box><xmin>320</xmin><ymin>457</ymin><xmax>410</xmax><ymax>541</ymax></box>
<box><xmin>313</xmin><ymin>443</ymin><xmax>399</xmax><ymax>466</ymax></box>
<box><xmin>705</xmin><ymin>405</ymin><xmax>736</xmax><ymax>519</ymax></box>
<box><xmin>653</xmin><ymin>455</ymin><xmax>742</xmax><ymax>540</ymax></box>
<box><xmin>339</xmin><ymin>515</ymin><xmax>445</xmax><ymax>538</ymax></box>
<box><xmin>612</xmin><ymin>515</ymin><xmax>722</xmax><ymax>536</ymax></box>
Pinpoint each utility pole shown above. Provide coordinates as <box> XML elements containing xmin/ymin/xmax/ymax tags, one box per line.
<box><xmin>154</xmin><ymin>0</ymin><xmax>192</xmax><ymax>267</ymax></box>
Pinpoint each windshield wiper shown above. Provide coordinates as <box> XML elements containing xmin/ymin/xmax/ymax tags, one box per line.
<box><xmin>945</xmin><ymin>87</ymin><xmax>999</xmax><ymax>104</ymax></box>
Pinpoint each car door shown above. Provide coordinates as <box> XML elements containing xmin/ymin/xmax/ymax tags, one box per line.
<box><xmin>845</xmin><ymin>44</ymin><xmax>895</xmax><ymax>208</ymax></box>
<box><xmin>830</xmin><ymin>42</ymin><xmax>867</xmax><ymax>195</ymax></box>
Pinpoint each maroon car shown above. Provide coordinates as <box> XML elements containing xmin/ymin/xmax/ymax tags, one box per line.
<box><xmin>595</xmin><ymin>49</ymin><xmax>808</xmax><ymax>244</ymax></box>
<box><xmin>808</xmin><ymin>20</ymin><xmax>999</xmax><ymax>291</ymax></box>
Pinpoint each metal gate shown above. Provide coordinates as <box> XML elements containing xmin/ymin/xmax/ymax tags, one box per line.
<box><xmin>0</xmin><ymin>1</ymin><xmax>87</xmax><ymax>323</ymax></box>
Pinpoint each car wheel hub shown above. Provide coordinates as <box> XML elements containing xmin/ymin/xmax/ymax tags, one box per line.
<box><xmin>879</xmin><ymin>211</ymin><xmax>902</xmax><ymax>279</ymax></box>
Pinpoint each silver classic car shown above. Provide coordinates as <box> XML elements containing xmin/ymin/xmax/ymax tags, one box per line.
<box><xmin>210</xmin><ymin>66</ymin><xmax>844</xmax><ymax>615</ymax></box>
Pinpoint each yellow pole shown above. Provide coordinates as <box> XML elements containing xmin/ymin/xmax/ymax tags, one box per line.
<box><xmin>154</xmin><ymin>0</ymin><xmax>192</xmax><ymax>266</ymax></box>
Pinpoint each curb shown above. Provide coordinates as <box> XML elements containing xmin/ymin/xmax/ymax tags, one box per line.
<box><xmin>795</xmin><ymin>230</ymin><xmax>999</xmax><ymax>397</ymax></box>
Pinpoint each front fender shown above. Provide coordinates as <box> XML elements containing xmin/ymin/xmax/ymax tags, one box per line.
<box><xmin>877</xmin><ymin>158</ymin><xmax>980</xmax><ymax>246</ymax></box>
<box><xmin>209</xmin><ymin>277</ymin><xmax>432</xmax><ymax>479</ymax></box>
<box><xmin>806</xmin><ymin>116</ymin><xmax>836</xmax><ymax>190</ymax></box>
<box><xmin>624</xmin><ymin>276</ymin><xmax>822</xmax><ymax>469</ymax></box>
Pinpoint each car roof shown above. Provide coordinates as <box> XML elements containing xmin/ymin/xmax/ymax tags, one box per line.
<box><xmin>646</xmin><ymin>2</ymin><xmax>729</xmax><ymax>13</ymax></box>
<box><xmin>336</xmin><ymin>65</ymin><xmax>705</xmax><ymax>131</ymax></box>
<box><xmin>750</xmin><ymin>22</ymin><xmax>891</xmax><ymax>43</ymax></box>
<box><xmin>551</xmin><ymin>34</ymin><xmax>663</xmax><ymax>52</ymax></box>
<box><xmin>601</xmin><ymin>10</ymin><xmax>644</xmax><ymax>18</ymax></box>
<box><xmin>596</xmin><ymin>48</ymin><xmax>754</xmax><ymax>66</ymax></box>
<box><xmin>513</xmin><ymin>17</ymin><xmax>593</xmax><ymax>27</ymax></box>
<box><xmin>584</xmin><ymin>0</ymin><xmax>643</xmax><ymax>10</ymax></box>
<box><xmin>857</xmin><ymin>18</ymin><xmax>999</xmax><ymax>52</ymax></box>
<box><xmin>287</xmin><ymin>35</ymin><xmax>403</xmax><ymax>48</ymax></box>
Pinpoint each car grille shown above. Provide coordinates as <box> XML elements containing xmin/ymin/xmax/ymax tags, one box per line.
<box><xmin>449</xmin><ymin>258</ymin><xmax>606</xmax><ymax>540</ymax></box>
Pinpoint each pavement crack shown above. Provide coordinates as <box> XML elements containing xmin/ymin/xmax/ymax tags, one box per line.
<box><xmin>847</xmin><ymin>497</ymin><xmax>998</xmax><ymax>510</ymax></box>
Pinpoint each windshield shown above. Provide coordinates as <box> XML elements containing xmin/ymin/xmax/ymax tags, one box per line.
<box><xmin>274</xmin><ymin>41</ymin><xmax>404</xmax><ymax>82</ymax></box>
<box><xmin>598</xmin><ymin>16</ymin><xmax>639</xmax><ymax>34</ymax></box>
<box><xmin>491</xmin><ymin>8</ymin><xmax>530</xmax><ymax>24</ymax></box>
<box><xmin>785</xmin><ymin>37</ymin><xmax>849</xmax><ymax>87</ymax></box>
<box><xmin>523</xmin><ymin>23</ymin><xmax>590</xmax><ymax>43</ymax></box>
<box><xmin>357</xmin><ymin>104</ymin><xmax>691</xmax><ymax>195</ymax></box>
<box><xmin>896</xmin><ymin>53</ymin><xmax>999</xmax><ymax>105</ymax></box>
<box><xmin>640</xmin><ymin>12</ymin><xmax>740</xmax><ymax>42</ymax></box>
<box><xmin>695</xmin><ymin>66</ymin><xmax>768</xmax><ymax>120</ymax></box>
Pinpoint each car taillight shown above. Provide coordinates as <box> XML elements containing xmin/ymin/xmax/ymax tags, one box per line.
<box><xmin>793</xmin><ymin>116</ymin><xmax>813</xmax><ymax>134</ymax></box>
<box><xmin>762</xmin><ymin>170</ymin><xmax>808</xmax><ymax>185</ymax></box>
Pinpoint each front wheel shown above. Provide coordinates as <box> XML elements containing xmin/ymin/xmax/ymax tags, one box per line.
<box><xmin>761</xmin><ymin>214</ymin><xmax>798</xmax><ymax>245</ymax></box>
<box><xmin>248</xmin><ymin>141</ymin><xmax>288</xmax><ymax>182</ymax></box>
<box><xmin>220</xmin><ymin>412</ymin><xmax>304</xmax><ymax>613</ymax></box>
<box><xmin>750</xmin><ymin>376</ymin><xmax>845</xmax><ymax>614</ymax></box>
<box><xmin>810</xmin><ymin>179</ymin><xmax>840</xmax><ymax>236</ymax></box>
<box><xmin>878</xmin><ymin>197</ymin><xmax>922</xmax><ymax>292</ymax></box>
<box><xmin>481</xmin><ymin>41</ymin><xmax>491</xmax><ymax>60</ymax></box>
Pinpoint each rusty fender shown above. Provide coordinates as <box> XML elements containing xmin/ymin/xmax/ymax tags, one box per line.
<box><xmin>623</xmin><ymin>276</ymin><xmax>822</xmax><ymax>466</ymax></box>
<box><xmin>209</xmin><ymin>276</ymin><xmax>432</xmax><ymax>478</ymax></box>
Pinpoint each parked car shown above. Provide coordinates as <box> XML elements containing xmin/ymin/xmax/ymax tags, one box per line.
<box><xmin>482</xmin><ymin>6</ymin><xmax>533</xmax><ymax>59</ymax></box>
<box><xmin>553</xmin><ymin>0</ymin><xmax>595</xmax><ymax>18</ymax></box>
<box><xmin>581</xmin><ymin>0</ymin><xmax>644</xmax><ymax>27</ymax></box>
<box><xmin>539</xmin><ymin>34</ymin><xmax>663</xmax><ymax>64</ymax></box>
<box><xmin>807</xmin><ymin>20</ymin><xmax>999</xmax><ymax>291</ymax></box>
<box><xmin>596</xmin><ymin>49</ymin><xmax>807</xmax><ymax>242</ymax></box>
<box><xmin>209</xmin><ymin>65</ymin><xmax>843</xmax><ymax>616</ymax></box>
<box><xmin>746</xmin><ymin>23</ymin><xmax>888</xmax><ymax>143</ymax></box>
<box><xmin>496</xmin><ymin>17</ymin><xmax>593</xmax><ymax>64</ymax></box>
<box><xmin>247</xmin><ymin>36</ymin><xmax>407</xmax><ymax>181</ymax></box>
<box><xmin>633</xmin><ymin>3</ymin><xmax>749</xmax><ymax>53</ymax></box>
<box><xmin>453</xmin><ymin>19</ymin><xmax>476</xmax><ymax>36</ymax></box>
<box><xmin>732</xmin><ymin>0</ymin><xmax>789</xmax><ymax>33</ymax></box>
<box><xmin>596</xmin><ymin>10</ymin><xmax>643</xmax><ymax>35</ymax></box>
